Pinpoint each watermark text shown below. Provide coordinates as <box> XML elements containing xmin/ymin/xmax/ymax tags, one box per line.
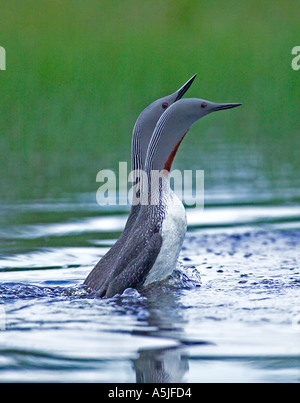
<box><xmin>0</xmin><ymin>46</ymin><xmax>6</xmax><ymax>70</ymax></box>
<box><xmin>291</xmin><ymin>46</ymin><xmax>300</xmax><ymax>71</ymax></box>
<box><xmin>0</xmin><ymin>305</ymin><xmax>6</xmax><ymax>330</ymax></box>
<box><xmin>96</xmin><ymin>162</ymin><xmax>204</xmax><ymax>208</ymax></box>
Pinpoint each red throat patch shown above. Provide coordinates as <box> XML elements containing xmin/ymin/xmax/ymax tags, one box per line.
<box><xmin>163</xmin><ymin>131</ymin><xmax>188</xmax><ymax>172</ymax></box>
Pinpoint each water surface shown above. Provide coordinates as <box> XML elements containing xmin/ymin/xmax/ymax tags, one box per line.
<box><xmin>0</xmin><ymin>189</ymin><xmax>299</xmax><ymax>383</ymax></box>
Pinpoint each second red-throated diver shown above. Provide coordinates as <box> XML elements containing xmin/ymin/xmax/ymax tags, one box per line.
<box><xmin>84</xmin><ymin>75</ymin><xmax>196</xmax><ymax>294</ymax></box>
<box><xmin>102</xmin><ymin>98</ymin><xmax>242</xmax><ymax>298</ymax></box>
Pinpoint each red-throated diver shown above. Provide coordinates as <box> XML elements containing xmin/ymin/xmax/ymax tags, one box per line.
<box><xmin>84</xmin><ymin>75</ymin><xmax>197</xmax><ymax>294</ymax></box>
<box><xmin>102</xmin><ymin>98</ymin><xmax>242</xmax><ymax>298</ymax></box>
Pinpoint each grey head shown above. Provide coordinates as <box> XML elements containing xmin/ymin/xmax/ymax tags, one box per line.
<box><xmin>131</xmin><ymin>74</ymin><xmax>197</xmax><ymax>173</ymax></box>
<box><xmin>145</xmin><ymin>98</ymin><xmax>242</xmax><ymax>173</ymax></box>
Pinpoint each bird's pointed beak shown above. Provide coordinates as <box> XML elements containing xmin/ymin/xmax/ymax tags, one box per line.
<box><xmin>212</xmin><ymin>102</ymin><xmax>242</xmax><ymax>111</ymax></box>
<box><xmin>175</xmin><ymin>74</ymin><xmax>197</xmax><ymax>101</ymax></box>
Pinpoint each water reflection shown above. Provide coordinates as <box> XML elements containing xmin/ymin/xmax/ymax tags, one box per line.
<box><xmin>124</xmin><ymin>286</ymin><xmax>209</xmax><ymax>383</ymax></box>
<box><xmin>133</xmin><ymin>346</ymin><xmax>188</xmax><ymax>383</ymax></box>
<box><xmin>131</xmin><ymin>287</ymin><xmax>188</xmax><ymax>382</ymax></box>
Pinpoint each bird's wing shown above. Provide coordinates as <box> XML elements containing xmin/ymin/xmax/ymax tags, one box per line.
<box><xmin>84</xmin><ymin>207</ymin><xmax>140</xmax><ymax>293</ymax></box>
<box><xmin>104</xmin><ymin>232</ymin><xmax>162</xmax><ymax>298</ymax></box>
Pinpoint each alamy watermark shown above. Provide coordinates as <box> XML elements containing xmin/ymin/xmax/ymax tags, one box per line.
<box><xmin>0</xmin><ymin>46</ymin><xmax>6</xmax><ymax>70</ymax></box>
<box><xmin>291</xmin><ymin>46</ymin><xmax>300</xmax><ymax>71</ymax></box>
<box><xmin>96</xmin><ymin>162</ymin><xmax>204</xmax><ymax>208</ymax></box>
<box><xmin>292</xmin><ymin>307</ymin><xmax>300</xmax><ymax>332</ymax></box>
<box><xmin>0</xmin><ymin>304</ymin><xmax>6</xmax><ymax>330</ymax></box>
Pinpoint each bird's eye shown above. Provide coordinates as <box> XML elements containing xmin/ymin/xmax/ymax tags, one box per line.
<box><xmin>201</xmin><ymin>102</ymin><xmax>207</xmax><ymax>108</ymax></box>
<box><xmin>162</xmin><ymin>102</ymin><xmax>168</xmax><ymax>109</ymax></box>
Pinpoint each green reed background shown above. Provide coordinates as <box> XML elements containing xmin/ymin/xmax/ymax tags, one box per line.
<box><xmin>0</xmin><ymin>0</ymin><xmax>299</xmax><ymax>200</ymax></box>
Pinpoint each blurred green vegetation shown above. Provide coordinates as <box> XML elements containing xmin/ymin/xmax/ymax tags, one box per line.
<box><xmin>0</xmin><ymin>0</ymin><xmax>299</xmax><ymax>200</ymax></box>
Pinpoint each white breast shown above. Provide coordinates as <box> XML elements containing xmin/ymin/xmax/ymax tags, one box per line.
<box><xmin>144</xmin><ymin>190</ymin><xmax>187</xmax><ymax>286</ymax></box>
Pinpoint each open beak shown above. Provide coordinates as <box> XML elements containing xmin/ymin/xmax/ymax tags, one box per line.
<box><xmin>175</xmin><ymin>74</ymin><xmax>197</xmax><ymax>101</ymax></box>
<box><xmin>212</xmin><ymin>102</ymin><xmax>242</xmax><ymax>111</ymax></box>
